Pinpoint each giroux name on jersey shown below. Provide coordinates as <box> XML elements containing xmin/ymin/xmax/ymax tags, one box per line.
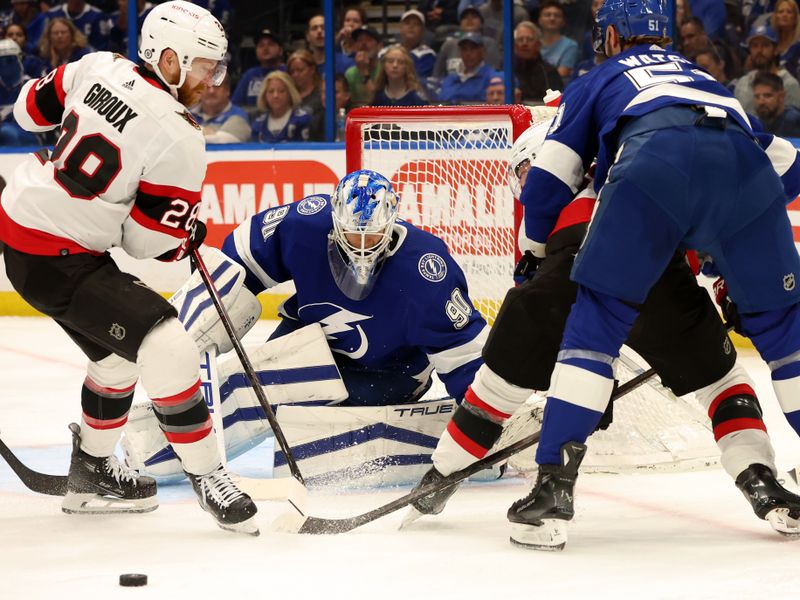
<box><xmin>83</xmin><ymin>83</ymin><xmax>139</xmax><ymax>133</ymax></box>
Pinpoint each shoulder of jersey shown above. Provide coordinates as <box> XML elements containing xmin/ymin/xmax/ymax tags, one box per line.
<box><xmin>87</xmin><ymin>53</ymin><xmax>204</xmax><ymax>138</ymax></box>
<box><xmin>392</xmin><ymin>221</ymin><xmax>453</xmax><ymax>286</ymax></box>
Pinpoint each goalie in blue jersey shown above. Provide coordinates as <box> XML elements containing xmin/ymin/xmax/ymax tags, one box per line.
<box><xmin>123</xmin><ymin>169</ymin><xmax>490</xmax><ymax>487</ymax></box>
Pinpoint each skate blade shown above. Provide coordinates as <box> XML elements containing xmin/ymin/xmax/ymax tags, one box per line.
<box><xmin>766</xmin><ymin>508</ymin><xmax>800</xmax><ymax>537</ymax></box>
<box><xmin>509</xmin><ymin>520</ymin><xmax>568</xmax><ymax>551</ymax></box>
<box><xmin>399</xmin><ymin>507</ymin><xmax>425</xmax><ymax>530</ymax></box>
<box><xmin>217</xmin><ymin>514</ymin><xmax>260</xmax><ymax>536</ymax></box>
<box><xmin>62</xmin><ymin>492</ymin><xmax>158</xmax><ymax>515</ymax></box>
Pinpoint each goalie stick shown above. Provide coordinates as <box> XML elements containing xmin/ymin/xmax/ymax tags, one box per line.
<box><xmin>190</xmin><ymin>247</ymin><xmax>305</xmax><ymax>486</ymax></box>
<box><xmin>272</xmin><ymin>365</ymin><xmax>659</xmax><ymax>534</ymax></box>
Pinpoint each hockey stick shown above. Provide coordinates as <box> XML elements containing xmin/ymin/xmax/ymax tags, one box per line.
<box><xmin>190</xmin><ymin>247</ymin><xmax>305</xmax><ymax>485</ymax></box>
<box><xmin>271</xmin><ymin>365</ymin><xmax>658</xmax><ymax>534</ymax></box>
<box><xmin>0</xmin><ymin>435</ymin><xmax>67</xmax><ymax>496</ymax></box>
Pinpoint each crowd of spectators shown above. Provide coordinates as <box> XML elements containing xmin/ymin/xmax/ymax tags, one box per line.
<box><xmin>4</xmin><ymin>0</ymin><xmax>800</xmax><ymax>145</ymax></box>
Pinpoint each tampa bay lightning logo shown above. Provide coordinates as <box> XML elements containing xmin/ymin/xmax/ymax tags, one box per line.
<box><xmin>418</xmin><ymin>253</ymin><xmax>447</xmax><ymax>282</ymax></box>
<box><xmin>297</xmin><ymin>196</ymin><xmax>327</xmax><ymax>216</ymax></box>
<box><xmin>297</xmin><ymin>302</ymin><xmax>372</xmax><ymax>359</ymax></box>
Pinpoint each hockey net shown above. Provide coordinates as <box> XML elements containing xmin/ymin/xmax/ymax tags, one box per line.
<box><xmin>345</xmin><ymin>105</ymin><xmax>718</xmax><ymax>473</ymax></box>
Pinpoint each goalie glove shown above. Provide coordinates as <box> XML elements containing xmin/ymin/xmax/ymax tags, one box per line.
<box><xmin>712</xmin><ymin>277</ymin><xmax>742</xmax><ymax>334</ymax></box>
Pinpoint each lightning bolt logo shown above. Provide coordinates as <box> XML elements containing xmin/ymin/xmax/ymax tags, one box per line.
<box><xmin>298</xmin><ymin>303</ymin><xmax>373</xmax><ymax>359</ymax></box>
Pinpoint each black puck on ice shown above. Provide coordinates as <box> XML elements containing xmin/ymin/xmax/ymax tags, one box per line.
<box><xmin>119</xmin><ymin>573</ymin><xmax>148</xmax><ymax>587</ymax></box>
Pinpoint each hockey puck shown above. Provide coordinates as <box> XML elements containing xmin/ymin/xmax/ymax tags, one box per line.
<box><xmin>119</xmin><ymin>573</ymin><xmax>147</xmax><ymax>587</ymax></box>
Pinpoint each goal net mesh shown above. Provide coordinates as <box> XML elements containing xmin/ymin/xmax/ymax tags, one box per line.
<box><xmin>346</xmin><ymin>106</ymin><xmax>719</xmax><ymax>472</ymax></box>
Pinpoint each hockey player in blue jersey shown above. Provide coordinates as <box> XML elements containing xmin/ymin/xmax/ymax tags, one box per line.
<box><xmin>221</xmin><ymin>169</ymin><xmax>487</xmax><ymax>406</ymax></box>
<box><xmin>490</xmin><ymin>0</ymin><xmax>800</xmax><ymax>550</ymax></box>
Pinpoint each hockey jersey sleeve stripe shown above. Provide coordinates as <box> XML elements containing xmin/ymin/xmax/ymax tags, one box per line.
<box><xmin>764</xmin><ymin>135</ymin><xmax>800</xmax><ymax>200</ymax></box>
<box><xmin>24</xmin><ymin>65</ymin><xmax>68</xmax><ymax>127</ymax></box>
<box><xmin>0</xmin><ymin>200</ymin><xmax>100</xmax><ymax>256</ymax></box>
<box><xmin>138</xmin><ymin>180</ymin><xmax>201</xmax><ymax>203</ymax></box>
<box><xmin>522</xmin><ymin>169</ymin><xmax>576</xmax><ymax>243</ymax></box>
<box><xmin>232</xmin><ymin>218</ymin><xmax>280</xmax><ymax>290</ymax></box>
<box><xmin>624</xmin><ymin>84</ymin><xmax>750</xmax><ymax>125</ymax></box>
<box><xmin>129</xmin><ymin>205</ymin><xmax>189</xmax><ymax>239</ymax></box>
<box><xmin>426</xmin><ymin>325</ymin><xmax>489</xmax><ymax>374</ymax></box>
<box><xmin>533</xmin><ymin>139</ymin><xmax>584</xmax><ymax>194</ymax></box>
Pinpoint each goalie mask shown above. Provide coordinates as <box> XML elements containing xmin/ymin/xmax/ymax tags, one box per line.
<box><xmin>328</xmin><ymin>170</ymin><xmax>400</xmax><ymax>300</ymax></box>
<box><xmin>508</xmin><ymin>115</ymin><xmax>554</xmax><ymax>197</ymax></box>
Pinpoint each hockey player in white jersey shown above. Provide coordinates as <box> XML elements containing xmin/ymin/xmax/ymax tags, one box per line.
<box><xmin>0</xmin><ymin>1</ymin><xmax>258</xmax><ymax>535</ymax></box>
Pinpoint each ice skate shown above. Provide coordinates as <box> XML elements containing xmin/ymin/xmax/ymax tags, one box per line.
<box><xmin>62</xmin><ymin>423</ymin><xmax>158</xmax><ymax>515</ymax></box>
<box><xmin>507</xmin><ymin>441</ymin><xmax>587</xmax><ymax>550</ymax></box>
<box><xmin>735</xmin><ymin>463</ymin><xmax>800</xmax><ymax>537</ymax></box>
<box><xmin>188</xmin><ymin>465</ymin><xmax>259</xmax><ymax>536</ymax></box>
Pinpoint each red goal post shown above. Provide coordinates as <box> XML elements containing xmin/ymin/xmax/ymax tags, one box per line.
<box><xmin>345</xmin><ymin>104</ymin><xmax>537</xmax><ymax>323</ymax></box>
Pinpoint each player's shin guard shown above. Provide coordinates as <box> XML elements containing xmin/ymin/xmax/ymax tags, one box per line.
<box><xmin>431</xmin><ymin>365</ymin><xmax>532</xmax><ymax>476</ymax></box>
<box><xmin>78</xmin><ymin>354</ymin><xmax>138</xmax><ymax>458</ymax></box>
<box><xmin>410</xmin><ymin>366</ymin><xmax>531</xmax><ymax>518</ymax></box>
<box><xmin>694</xmin><ymin>363</ymin><xmax>776</xmax><ymax>479</ymax></box>
<box><xmin>137</xmin><ymin>318</ymin><xmax>221</xmax><ymax>476</ymax></box>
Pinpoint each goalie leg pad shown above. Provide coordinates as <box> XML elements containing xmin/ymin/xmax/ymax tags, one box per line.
<box><xmin>272</xmin><ymin>398</ymin><xmax>458</xmax><ymax>487</ymax></box>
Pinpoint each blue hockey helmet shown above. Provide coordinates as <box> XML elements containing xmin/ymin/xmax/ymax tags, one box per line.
<box><xmin>328</xmin><ymin>169</ymin><xmax>400</xmax><ymax>300</ymax></box>
<box><xmin>593</xmin><ymin>0</ymin><xmax>670</xmax><ymax>53</ymax></box>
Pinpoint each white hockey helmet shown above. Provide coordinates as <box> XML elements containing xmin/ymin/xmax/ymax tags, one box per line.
<box><xmin>508</xmin><ymin>113</ymin><xmax>556</xmax><ymax>197</ymax></box>
<box><xmin>328</xmin><ymin>170</ymin><xmax>400</xmax><ymax>300</ymax></box>
<box><xmin>139</xmin><ymin>0</ymin><xmax>228</xmax><ymax>92</ymax></box>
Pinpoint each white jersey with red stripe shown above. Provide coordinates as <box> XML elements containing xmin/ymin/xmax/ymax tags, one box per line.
<box><xmin>0</xmin><ymin>51</ymin><xmax>205</xmax><ymax>261</ymax></box>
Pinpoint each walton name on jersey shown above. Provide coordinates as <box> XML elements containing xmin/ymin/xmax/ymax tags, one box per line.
<box><xmin>83</xmin><ymin>82</ymin><xmax>138</xmax><ymax>132</ymax></box>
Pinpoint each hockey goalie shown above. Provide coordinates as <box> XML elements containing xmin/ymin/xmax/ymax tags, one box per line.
<box><xmin>122</xmin><ymin>169</ymin><xmax>496</xmax><ymax>487</ymax></box>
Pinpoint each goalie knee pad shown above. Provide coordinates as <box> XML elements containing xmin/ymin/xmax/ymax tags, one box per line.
<box><xmin>695</xmin><ymin>363</ymin><xmax>775</xmax><ymax>479</ymax></box>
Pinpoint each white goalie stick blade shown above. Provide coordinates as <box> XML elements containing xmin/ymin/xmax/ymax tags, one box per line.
<box><xmin>234</xmin><ymin>475</ymin><xmax>308</xmax><ymax>511</ymax></box>
<box><xmin>509</xmin><ymin>520</ymin><xmax>568</xmax><ymax>551</ymax></box>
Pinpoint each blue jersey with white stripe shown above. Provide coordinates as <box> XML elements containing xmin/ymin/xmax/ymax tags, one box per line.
<box><xmin>221</xmin><ymin>196</ymin><xmax>488</xmax><ymax>402</ymax></box>
<box><xmin>523</xmin><ymin>44</ymin><xmax>755</xmax><ymax>244</ymax></box>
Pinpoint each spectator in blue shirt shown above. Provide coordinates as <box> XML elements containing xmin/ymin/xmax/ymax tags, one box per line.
<box><xmin>251</xmin><ymin>70</ymin><xmax>311</xmax><ymax>144</ymax></box>
<box><xmin>109</xmin><ymin>0</ymin><xmax>153</xmax><ymax>54</ymax></box>
<box><xmin>0</xmin><ymin>39</ymin><xmax>38</xmax><ymax>146</ymax></box>
<box><xmin>753</xmin><ymin>71</ymin><xmax>800</xmax><ymax>136</ymax></box>
<box><xmin>306</xmin><ymin>14</ymin><xmax>355</xmax><ymax>76</ymax></box>
<box><xmin>46</xmin><ymin>0</ymin><xmax>111</xmax><ymax>51</ymax></box>
<box><xmin>438</xmin><ymin>32</ymin><xmax>496</xmax><ymax>104</ymax></box>
<box><xmin>372</xmin><ymin>44</ymin><xmax>427</xmax><ymax>106</ymax></box>
<box><xmin>536</xmin><ymin>0</ymin><xmax>579</xmax><ymax>81</ymax></box>
<box><xmin>433</xmin><ymin>6</ymin><xmax>501</xmax><ymax>77</ymax></box>
<box><xmin>193</xmin><ymin>74</ymin><xmax>250</xmax><ymax>144</ymax></box>
<box><xmin>395</xmin><ymin>10</ymin><xmax>436</xmax><ymax>78</ymax></box>
<box><xmin>39</xmin><ymin>17</ymin><xmax>91</xmax><ymax>71</ymax></box>
<box><xmin>6</xmin><ymin>0</ymin><xmax>47</xmax><ymax>52</ymax></box>
<box><xmin>232</xmin><ymin>29</ymin><xmax>286</xmax><ymax>115</ymax></box>
<box><xmin>5</xmin><ymin>22</ymin><xmax>45</xmax><ymax>78</ymax></box>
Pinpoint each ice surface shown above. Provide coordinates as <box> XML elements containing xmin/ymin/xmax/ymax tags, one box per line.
<box><xmin>1</xmin><ymin>318</ymin><xmax>798</xmax><ymax>599</ymax></box>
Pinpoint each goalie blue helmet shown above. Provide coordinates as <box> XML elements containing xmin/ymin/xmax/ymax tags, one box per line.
<box><xmin>593</xmin><ymin>0</ymin><xmax>670</xmax><ymax>53</ymax></box>
<box><xmin>328</xmin><ymin>169</ymin><xmax>400</xmax><ymax>300</ymax></box>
